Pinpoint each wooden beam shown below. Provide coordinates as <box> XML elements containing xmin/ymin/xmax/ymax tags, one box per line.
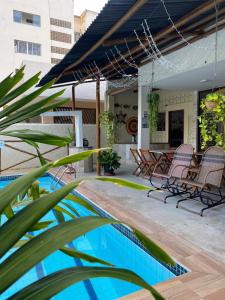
<box><xmin>103</xmin><ymin>30</ymin><xmax>204</xmax><ymax>47</ymax></box>
<box><xmin>71</xmin><ymin>85</ymin><xmax>76</xmax><ymax>146</ymax></box>
<box><xmin>56</xmin><ymin>0</ymin><xmax>148</xmax><ymax>82</ymax></box>
<box><xmin>96</xmin><ymin>79</ymin><xmax>101</xmax><ymax>176</ymax></box>
<box><xmin>108</xmin><ymin>85</ymin><xmax>138</xmax><ymax>96</ymax></box>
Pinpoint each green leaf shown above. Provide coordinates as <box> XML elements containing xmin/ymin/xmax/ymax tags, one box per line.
<box><xmin>1</xmin><ymin>129</ymin><xmax>71</xmax><ymax>146</ymax></box>
<box><xmin>53</xmin><ymin>209</ymin><xmax>65</xmax><ymax>223</ymax></box>
<box><xmin>0</xmin><ymin>67</ymin><xmax>25</xmax><ymax>101</ymax></box>
<box><xmin>8</xmin><ymin>266</ymin><xmax>164</xmax><ymax>300</ymax></box>
<box><xmin>0</xmin><ymin>164</ymin><xmax>50</xmax><ymax>215</ymax></box>
<box><xmin>0</xmin><ymin>87</ymin><xmax>64</xmax><ymax>120</ymax></box>
<box><xmin>65</xmin><ymin>193</ymin><xmax>99</xmax><ymax>215</ymax></box>
<box><xmin>36</xmin><ymin>149</ymin><xmax>48</xmax><ymax>166</ymax></box>
<box><xmin>52</xmin><ymin>149</ymin><xmax>107</xmax><ymax>168</ymax></box>
<box><xmin>60</xmin><ymin>201</ymin><xmax>80</xmax><ymax>217</ymax></box>
<box><xmin>30</xmin><ymin>221</ymin><xmax>54</xmax><ymax>231</ymax></box>
<box><xmin>29</xmin><ymin>181</ymin><xmax>40</xmax><ymax>200</ymax></box>
<box><xmin>131</xmin><ymin>227</ymin><xmax>176</xmax><ymax>266</ymax></box>
<box><xmin>0</xmin><ymin>181</ymin><xmax>79</xmax><ymax>258</ymax></box>
<box><xmin>0</xmin><ymin>217</ymin><xmax>118</xmax><ymax>292</ymax></box>
<box><xmin>3</xmin><ymin>205</ymin><xmax>14</xmax><ymax>219</ymax></box>
<box><xmin>0</xmin><ymin>72</ymin><xmax>41</xmax><ymax>110</ymax></box>
<box><xmin>53</xmin><ymin>205</ymin><xmax>77</xmax><ymax>219</ymax></box>
<box><xmin>0</xmin><ymin>98</ymin><xmax>69</xmax><ymax>130</ymax></box>
<box><xmin>60</xmin><ymin>247</ymin><xmax>113</xmax><ymax>266</ymax></box>
<box><xmin>96</xmin><ymin>177</ymin><xmax>152</xmax><ymax>191</ymax></box>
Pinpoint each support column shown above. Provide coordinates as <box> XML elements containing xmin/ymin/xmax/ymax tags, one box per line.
<box><xmin>72</xmin><ymin>85</ymin><xmax>76</xmax><ymax>145</ymax></box>
<box><xmin>138</xmin><ymin>85</ymin><xmax>150</xmax><ymax>149</ymax></box>
<box><xmin>96</xmin><ymin>79</ymin><xmax>101</xmax><ymax>175</ymax></box>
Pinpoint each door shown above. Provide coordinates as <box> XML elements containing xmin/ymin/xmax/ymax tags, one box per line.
<box><xmin>169</xmin><ymin>110</ymin><xmax>184</xmax><ymax>148</ymax></box>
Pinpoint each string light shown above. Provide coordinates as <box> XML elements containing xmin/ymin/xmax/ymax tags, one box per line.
<box><xmin>160</xmin><ymin>0</ymin><xmax>214</xmax><ymax>50</ymax></box>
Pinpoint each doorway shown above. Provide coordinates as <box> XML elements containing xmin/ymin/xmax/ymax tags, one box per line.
<box><xmin>169</xmin><ymin>110</ymin><xmax>184</xmax><ymax>148</ymax></box>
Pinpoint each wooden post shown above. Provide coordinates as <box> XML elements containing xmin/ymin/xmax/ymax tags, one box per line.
<box><xmin>72</xmin><ymin>85</ymin><xmax>76</xmax><ymax>146</ymax></box>
<box><xmin>96</xmin><ymin>79</ymin><xmax>101</xmax><ymax>175</ymax></box>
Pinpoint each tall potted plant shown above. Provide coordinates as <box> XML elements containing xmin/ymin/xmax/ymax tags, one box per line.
<box><xmin>99</xmin><ymin>111</ymin><xmax>121</xmax><ymax>174</ymax></box>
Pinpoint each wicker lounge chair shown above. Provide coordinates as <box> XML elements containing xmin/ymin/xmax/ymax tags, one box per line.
<box><xmin>176</xmin><ymin>146</ymin><xmax>225</xmax><ymax>216</ymax></box>
<box><xmin>148</xmin><ymin>144</ymin><xmax>194</xmax><ymax>203</ymax></box>
<box><xmin>130</xmin><ymin>148</ymin><xmax>145</xmax><ymax>176</ymax></box>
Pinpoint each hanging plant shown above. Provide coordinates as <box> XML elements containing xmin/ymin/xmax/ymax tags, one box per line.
<box><xmin>202</xmin><ymin>92</ymin><xmax>221</xmax><ymax>111</ymax></box>
<box><xmin>199</xmin><ymin>92</ymin><xmax>225</xmax><ymax>150</ymax></box>
<box><xmin>147</xmin><ymin>93</ymin><xmax>159</xmax><ymax>131</ymax></box>
<box><xmin>99</xmin><ymin>111</ymin><xmax>119</xmax><ymax>147</ymax></box>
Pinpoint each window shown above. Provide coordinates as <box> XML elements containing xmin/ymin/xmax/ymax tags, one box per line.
<box><xmin>74</xmin><ymin>32</ymin><xmax>81</xmax><ymax>42</ymax></box>
<box><xmin>14</xmin><ymin>40</ymin><xmax>41</xmax><ymax>56</ymax></box>
<box><xmin>13</xmin><ymin>10</ymin><xmax>41</xmax><ymax>27</ymax></box>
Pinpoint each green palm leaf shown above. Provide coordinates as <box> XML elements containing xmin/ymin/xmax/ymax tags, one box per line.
<box><xmin>59</xmin><ymin>247</ymin><xmax>113</xmax><ymax>266</ymax></box>
<box><xmin>0</xmin><ymin>181</ymin><xmax>79</xmax><ymax>258</ymax></box>
<box><xmin>0</xmin><ymin>67</ymin><xmax>25</xmax><ymax>100</ymax></box>
<box><xmin>7</xmin><ymin>266</ymin><xmax>164</xmax><ymax>300</ymax></box>
<box><xmin>0</xmin><ymin>217</ymin><xmax>118</xmax><ymax>292</ymax></box>
<box><xmin>96</xmin><ymin>177</ymin><xmax>153</xmax><ymax>191</ymax></box>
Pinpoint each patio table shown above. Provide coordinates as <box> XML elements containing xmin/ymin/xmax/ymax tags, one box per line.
<box><xmin>149</xmin><ymin>149</ymin><xmax>175</xmax><ymax>163</ymax></box>
<box><xmin>149</xmin><ymin>149</ymin><xmax>175</xmax><ymax>173</ymax></box>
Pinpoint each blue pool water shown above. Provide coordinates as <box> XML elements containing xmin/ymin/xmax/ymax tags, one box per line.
<box><xmin>1</xmin><ymin>174</ymin><xmax>184</xmax><ymax>300</ymax></box>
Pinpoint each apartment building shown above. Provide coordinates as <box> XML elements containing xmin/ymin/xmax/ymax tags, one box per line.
<box><xmin>0</xmin><ymin>1</ymin><xmax>105</xmax><ymax>124</ymax></box>
<box><xmin>74</xmin><ymin>9</ymin><xmax>98</xmax><ymax>43</ymax></box>
<box><xmin>0</xmin><ymin>0</ymin><xmax>75</xmax><ymax>79</ymax></box>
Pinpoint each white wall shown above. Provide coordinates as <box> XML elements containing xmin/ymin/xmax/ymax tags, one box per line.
<box><xmin>0</xmin><ymin>123</ymin><xmax>105</xmax><ymax>170</ymax></box>
<box><xmin>139</xmin><ymin>29</ymin><xmax>225</xmax><ymax>88</ymax></box>
<box><xmin>151</xmin><ymin>90</ymin><xmax>198</xmax><ymax>150</ymax></box>
<box><xmin>111</xmin><ymin>90</ymin><xmax>138</xmax><ymax>144</ymax></box>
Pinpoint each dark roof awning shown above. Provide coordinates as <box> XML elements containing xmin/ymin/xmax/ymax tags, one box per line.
<box><xmin>39</xmin><ymin>0</ymin><xmax>225</xmax><ymax>87</ymax></box>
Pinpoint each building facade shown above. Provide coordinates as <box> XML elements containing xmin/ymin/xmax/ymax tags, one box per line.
<box><xmin>0</xmin><ymin>1</ymin><xmax>105</xmax><ymax>125</ymax></box>
<box><xmin>0</xmin><ymin>0</ymin><xmax>75</xmax><ymax>79</ymax></box>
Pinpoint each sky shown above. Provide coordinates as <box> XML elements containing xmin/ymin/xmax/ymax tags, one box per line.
<box><xmin>74</xmin><ymin>0</ymin><xmax>108</xmax><ymax>15</ymax></box>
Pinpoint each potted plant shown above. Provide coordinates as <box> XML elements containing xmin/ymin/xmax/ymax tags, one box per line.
<box><xmin>203</xmin><ymin>92</ymin><xmax>221</xmax><ymax>111</ymax></box>
<box><xmin>98</xmin><ymin>149</ymin><xmax>121</xmax><ymax>175</ymax></box>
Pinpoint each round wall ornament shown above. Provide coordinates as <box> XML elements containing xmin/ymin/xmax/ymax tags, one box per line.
<box><xmin>126</xmin><ymin>116</ymin><xmax>138</xmax><ymax>135</ymax></box>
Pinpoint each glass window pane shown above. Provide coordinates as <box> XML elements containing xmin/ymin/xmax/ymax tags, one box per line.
<box><xmin>33</xmin><ymin>15</ymin><xmax>41</xmax><ymax>27</ymax></box>
<box><xmin>28</xmin><ymin>42</ymin><xmax>33</xmax><ymax>55</ymax></box>
<box><xmin>18</xmin><ymin>41</ymin><xmax>27</xmax><ymax>54</ymax></box>
<box><xmin>33</xmin><ymin>43</ymin><xmax>41</xmax><ymax>56</ymax></box>
<box><xmin>13</xmin><ymin>10</ymin><xmax>22</xmax><ymax>23</ymax></box>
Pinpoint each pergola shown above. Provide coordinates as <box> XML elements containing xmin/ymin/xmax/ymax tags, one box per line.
<box><xmin>39</xmin><ymin>0</ymin><xmax>225</xmax><ymax>174</ymax></box>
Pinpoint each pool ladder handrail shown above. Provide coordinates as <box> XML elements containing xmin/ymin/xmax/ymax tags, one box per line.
<box><xmin>51</xmin><ymin>165</ymin><xmax>76</xmax><ymax>189</ymax></box>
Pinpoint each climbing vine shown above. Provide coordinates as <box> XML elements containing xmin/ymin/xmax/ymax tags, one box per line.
<box><xmin>99</xmin><ymin>111</ymin><xmax>118</xmax><ymax>147</ymax></box>
<box><xmin>147</xmin><ymin>93</ymin><xmax>159</xmax><ymax>131</ymax></box>
<box><xmin>199</xmin><ymin>92</ymin><xmax>225</xmax><ymax>150</ymax></box>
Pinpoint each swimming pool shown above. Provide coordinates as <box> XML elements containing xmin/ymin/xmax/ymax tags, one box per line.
<box><xmin>1</xmin><ymin>174</ymin><xmax>187</xmax><ymax>300</ymax></box>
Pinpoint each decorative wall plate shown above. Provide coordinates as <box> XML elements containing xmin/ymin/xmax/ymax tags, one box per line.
<box><xmin>126</xmin><ymin>116</ymin><xmax>138</xmax><ymax>135</ymax></box>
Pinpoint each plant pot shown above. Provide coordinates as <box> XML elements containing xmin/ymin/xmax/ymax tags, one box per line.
<box><xmin>103</xmin><ymin>165</ymin><xmax>115</xmax><ymax>176</ymax></box>
<box><xmin>205</xmin><ymin>100</ymin><xmax>218</xmax><ymax>111</ymax></box>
